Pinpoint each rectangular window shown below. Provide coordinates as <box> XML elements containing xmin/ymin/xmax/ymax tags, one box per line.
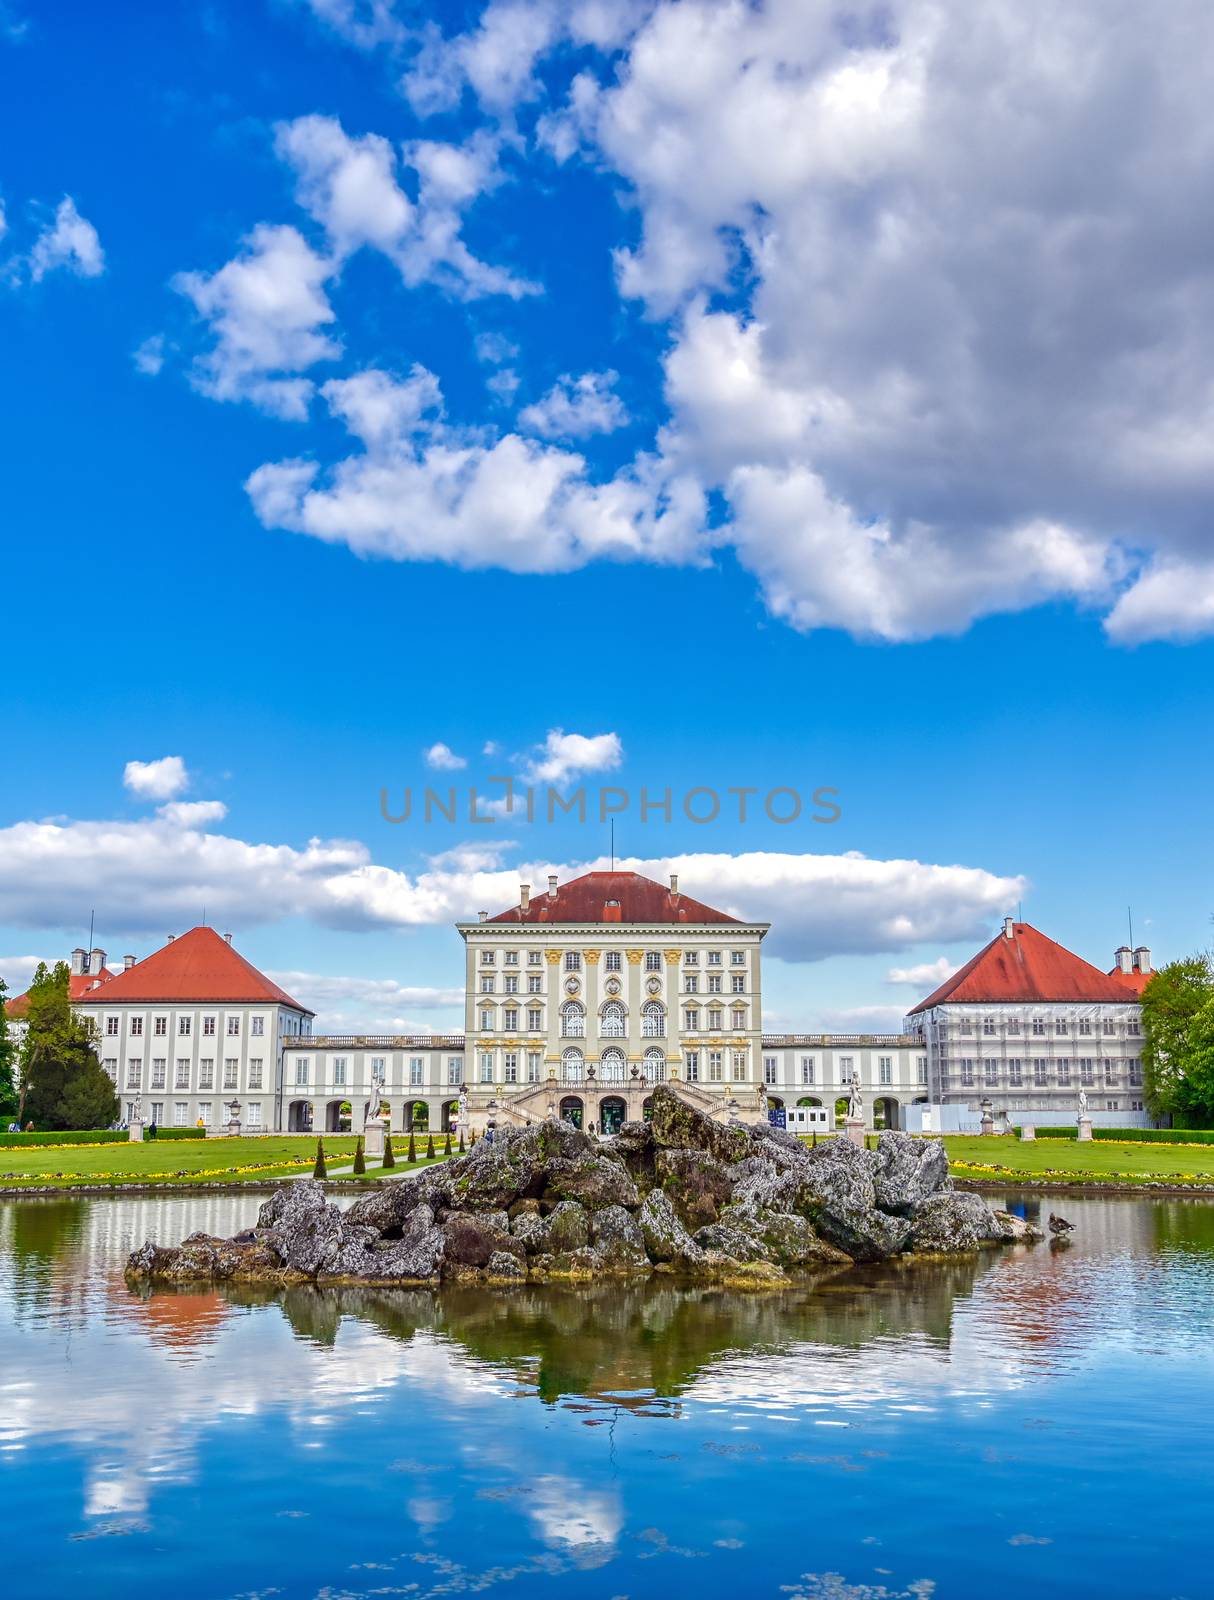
<box><xmin>528</xmin><ymin>950</ymin><xmax>542</xmax><ymax>966</ymax></box>
<box><xmin>984</xmin><ymin>1061</ymin><xmax>998</xmax><ymax>1086</ymax></box>
<box><xmin>1103</xmin><ymin>1018</ymin><xmax>1116</xmax><ymax>1036</ymax></box>
<box><xmin>731</xmin><ymin>1007</ymin><xmax>746</xmax><ymax>1029</ymax></box>
<box><xmin>479</xmin><ymin>1052</ymin><xmax>494</xmax><ymax>1083</ymax></box>
<box><xmin>410</xmin><ymin>1057</ymin><xmax>424</xmax><ymax>1086</ymax></box>
<box><xmin>917</xmin><ymin>1058</ymin><xmax>927</xmax><ymax>1085</ymax></box>
<box><xmin>982</xmin><ymin>1016</ymin><xmax>995</xmax><ymax>1036</ymax></box>
<box><xmin>130</xmin><ymin>1017</ymin><xmax>143</xmax><ymax>1037</ymax></box>
<box><xmin>1104</xmin><ymin>1063</ymin><xmax>1117</xmax><ymax>1086</ymax></box>
<box><xmin>1057</xmin><ymin>1059</ymin><xmax>1072</xmax><ymax>1085</ymax></box>
<box><xmin>732</xmin><ymin>1050</ymin><xmax>747</xmax><ymax>1082</ymax></box>
<box><xmin>371</xmin><ymin>1056</ymin><xmax>386</xmax><ymax>1084</ymax></box>
<box><xmin>296</xmin><ymin>1058</ymin><xmax>309</xmax><ymax>1086</ymax></box>
<box><xmin>684</xmin><ymin>1050</ymin><xmax>699</xmax><ymax>1082</ymax></box>
<box><xmin>248</xmin><ymin>1059</ymin><xmax>263</xmax><ymax>1091</ymax></box>
<box><xmin>684</xmin><ymin>951</ymin><xmax>699</xmax><ymax>968</ymax></box>
<box><xmin>480</xmin><ymin>1009</ymin><xmax>493</xmax><ymax>1030</ymax></box>
<box><xmin>1127</xmin><ymin>1019</ymin><xmax>1141</xmax><ymax>1036</ymax></box>
<box><xmin>448</xmin><ymin>1057</ymin><xmax>463</xmax><ymax>1085</ymax></box>
<box><xmin>527</xmin><ymin>1007</ymin><xmax>542</xmax><ymax>1031</ymax></box>
<box><xmin>961</xmin><ymin>1058</ymin><xmax>975</xmax><ymax>1086</ymax></box>
<box><xmin>960</xmin><ymin>1018</ymin><xmax>974</xmax><ymax>1035</ymax></box>
<box><xmin>175</xmin><ymin>1059</ymin><xmax>190</xmax><ymax>1089</ymax></box>
<box><xmin>504</xmin><ymin>975</ymin><xmax>518</xmax><ymax>994</ymax></box>
<box><xmin>1106</xmin><ymin>1099</ymin><xmax>1119</xmax><ymax>1112</ymax></box>
<box><xmin>481</xmin><ymin>976</ymin><xmax>495</xmax><ymax>993</ymax></box>
<box><xmin>246</xmin><ymin>1104</ymin><xmax>263</xmax><ymax>1129</ymax></box>
<box><xmin>1080</xmin><ymin>1058</ymin><xmax>1095</xmax><ymax>1085</ymax></box>
<box><xmin>708</xmin><ymin>974</ymin><xmax>722</xmax><ymax>993</ymax></box>
<box><xmin>685</xmin><ymin>974</ymin><xmax>699</xmax><ymax>993</ymax></box>
<box><xmin>1131</xmin><ymin>1099</ymin><xmax>1144</xmax><ymax>1112</ymax></box>
<box><xmin>333</xmin><ymin>1057</ymin><xmax>347</xmax><ymax>1085</ymax></box>
<box><xmin>764</xmin><ymin>1056</ymin><xmax>778</xmax><ymax>1085</ymax></box>
<box><xmin>645</xmin><ymin>951</ymin><xmax>662</xmax><ymax>971</ymax></box>
<box><xmin>151</xmin><ymin>1058</ymin><xmax>166</xmax><ymax>1090</ymax></box>
<box><xmin>526</xmin><ymin>1052</ymin><xmax>541</xmax><ymax>1083</ymax></box>
<box><xmin>1079</xmin><ymin>1018</ymin><xmax>1092</xmax><ymax>1036</ymax></box>
<box><xmin>101</xmin><ymin>1057</ymin><xmax>117</xmax><ymax>1081</ymax></box>
<box><xmin>203</xmin><ymin>1016</ymin><xmax>216</xmax><ymax>1036</ymax></box>
<box><xmin>707</xmin><ymin>951</ymin><xmax>722</xmax><ymax>966</ymax></box>
<box><xmin>504</xmin><ymin>950</ymin><xmax>518</xmax><ymax>966</ymax></box>
<box><xmin>527</xmin><ymin>975</ymin><xmax>542</xmax><ymax>994</ymax></box>
<box><xmin>223</xmin><ymin>1058</ymin><xmax>238</xmax><ymax>1090</ymax></box>
<box><xmin>1033</xmin><ymin>1059</ymin><xmax>1048</xmax><ymax>1085</ymax></box>
<box><xmin>879</xmin><ymin>1056</ymin><xmax>892</xmax><ymax>1085</ymax></box>
<box><xmin>150</xmin><ymin>1102</ymin><xmax>164</xmax><ymax>1125</ymax></box>
<box><xmin>1055</xmin><ymin>1018</ymin><xmax>1068</xmax><ymax>1036</ymax></box>
<box><xmin>605</xmin><ymin>951</ymin><xmax>621</xmax><ymax>971</ymax></box>
<box><xmin>730</xmin><ymin>950</ymin><xmax>745</xmax><ymax>965</ymax></box>
<box><xmin>1006</xmin><ymin>1017</ymin><xmax>1020</xmax><ymax>1035</ymax></box>
<box><xmin>685</xmin><ymin>1008</ymin><xmax>700</xmax><ymax>1030</ymax></box>
<box><xmin>1032</xmin><ymin>1017</ymin><xmax>1046</xmax><ymax>1036</ymax></box>
<box><xmin>227</xmin><ymin>1016</ymin><xmax>240</xmax><ymax>1035</ymax></box>
<box><xmin>252</xmin><ymin>1017</ymin><xmax>265</xmax><ymax>1037</ymax></box>
<box><xmin>105</xmin><ymin>1015</ymin><xmax>119</xmax><ymax>1036</ymax></box>
<box><xmin>173</xmin><ymin>1102</ymin><xmax>188</xmax><ymax>1127</ymax></box>
<box><xmin>126</xmin><ymin>1059</ymin><xmax>143</xmax><ymax>1088</ymax></box>
<box><xmin>199</xmin><ymin>1058</ymin><xmax>214</xmax><ymax>1089</ymax></box>
<box><xmin>482</xmin><ymin>950</ymin><xmax>495</xmax><ymax>965</ymax></box>
<box><xmin>198</xmin><ymin>1101</ymin><xmax>212</xmax><ymax>1126</ymax></box>
<box><xmin>154</xmin><ymin>1017</ymin><xmax>167</xmax><ymax>1036</ymax></box>
<box><xmin>800</xmin><ymin>1056</ymin><xmax>815</xmax><ymax>1084</ymax></box>
<box><xmin>708</xmin><ymin>1050</ymin><xmax>724</xmax><ymax>1082</ymax></box>
<box><xmin>178</xmin><ymin>1016</ymin><xmax>191</xmax><ymax>1036</ymax></box>
<box><xmin>503</xmin><ymin>1053</ymin><xmax>518</xmax><ymax>1084</ymax></box>
<box><xmin>731</xmin><ymin>974</ymin><xmax>745</xmax><ymax>993</ymax></box>
<box><xmin>1008</xmin><ymin>1058</ymin><xmax>1023</xmax><ymax>1086</ymax></box>
<box><xmin>565</xmin><ymin>952</ymin><xmax>581</xmax><ymax>972</ymax></box>
<box><xmin>504</xmin><ymin>1008</ymin><xmax>519</xmax><ymax>1031</ymax></box>
<box><xmin>840</xmin><ymin>1056</ymin><xmax>853</xmax><ymax>1077</ymax></box>
<box><xmin>708</xmin><ymin>1008</ymin><xmax>723</xmax><ymax>1029</ymax></box>
<box><xmin>1129</xmin><ymin>1059</ymin><xmax>1143</xmax><ymax>1086</ymax></box>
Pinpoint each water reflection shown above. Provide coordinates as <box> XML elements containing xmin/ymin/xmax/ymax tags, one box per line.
<box><xmin>3</xmin><ymin>1191</ymin><xmax>1214</xmax><ymax>1600</ymax></box>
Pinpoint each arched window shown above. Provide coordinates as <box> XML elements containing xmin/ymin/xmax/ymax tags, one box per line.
<box><xmin>599</xmin><ymin>1048</ymin><xmax>627</xmax><ymax>1083</ymax></box>
<box><xmin>600</xmin><ymin>1001</ymin><xmax>626</xmax><ymax>1038</ymax></box>
<box><xmin>642</xmin><ymin>1047</ymin><xmax>666</xmax><ymax>1083</ymax></box>
<box><xmin>561</xmin><ymin>1047</ymin><xmax>584</xmax><ymax>1082</ymax></box>
<box><xmin>561</xmin><ymin>1000</ymin><xmax>585</xmax><ymax>1038</ymax></box>
<box><xmin>641</xmin><ymin>1001</ymin><xmax>666</xmax><ymax>1038</ymax></box>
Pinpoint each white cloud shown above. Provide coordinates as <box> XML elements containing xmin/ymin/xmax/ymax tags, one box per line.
<box><xmin>264</xmin><ymin>969</ymin><xmax>462</xmax><ymax>1032</ymax></box>
<box><xmin>521</xmin><ymin>728</ymin><xmax>622</xmax><ymax>785</ymax></box>
<box><xmin>123</xmin><ymin>756</ymin><xmax>189</xmax><ymax>801</ymax></box>
<box><xmin>156</xmin><ymin>799</ymin><xmax>228</xmax><ymax>826</ymax></box>
<box><xmin>296</xmin><ymin>0</ymin><xmax>404</xmax><ymax>50</ymax></box>
<box><xmin>27</xmin><ymin>196</ymin><xmax>104</xmax><ymax>281</ymax></box>
<box><xmin>0</xmin><ymin>955</ymin><xmax>40</xmax><ymax>994</ymax></box>
<box><xmin>519</xmin><ymin>370</ymin><xmax>627</xmax><ymax>439</ymax></box>
<box><xmin>814</xmin><ymin>1004</ymin><xmax>910</xmax><ymax>1034</ymax></box>
<box><xmin>424</xmin><ymin>741</ymin><xmax>467</xmax><ymax>771</ymax></box>
<box><xmin>0</xmin><ymin>797</ymin><xmax>1021</xmax><ymax>964</ymax></box>
<box><xmin>482</xmin><ymin>740</ymin><xmax>501</xmax><ymax>756</ymax></box>
<box><xmin>174</xmin><ymin>223</ymin><xmax>339</xmax><ymax>418</ymax></box>
<box><xmin>886</xmin><ymin>956</ymin><xmax>954</xmax><ymax>989</ymax></box>
<box><xmin>132</xmin><ymin>334</ymin><xmax>165</xmax><ymax>376</ymax></box>
<box><xmin>247</xmin><ymin>366</ymin><xmax>708</xmax><ymax>573</ymax></box>
<box><xmin>1103</xmin><ymin>555</ymin><xmax>1214</xmax><ymax>644</ymax></box>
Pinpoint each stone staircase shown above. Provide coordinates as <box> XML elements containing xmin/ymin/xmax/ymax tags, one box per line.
<box><xmin>465</xmin><ymin>1075</ymin><xmax>765</xmax><ymax>1132</ymax></box>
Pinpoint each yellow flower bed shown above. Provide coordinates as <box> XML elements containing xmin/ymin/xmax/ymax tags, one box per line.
<box><xmin>950</xmin><ymin>1157</ymin><xmax>1214</xmax><ymax>1183</ymax></box>
<box><xmin>0</xmin><ymin>1157</ymin><xmax>319</xmax><ymax>1183</ymax></box>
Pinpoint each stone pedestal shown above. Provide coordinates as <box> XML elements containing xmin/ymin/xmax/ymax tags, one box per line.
<box><xmin>1021</xmin><ymin>1124</ymin><xmax>1036</xmax><ymax>1141</ymax></box>
<box><xmin>225</xmin><ymin>1119</ymin><xmax>242</xmax><ymax>1139</ymax></box>
<box><xmin>844</xmin><ymin>1116</ymin><xmax>867</xmax><ymax>1148</ymax></box>
<box><xmin>363</xmin><ymin>1120</ymin><xmax>385</xmax><ymax>1158</ymax></box>
<box><xmin>128</xmin><ymin>1120</ymin><xmax>144</xmax><ymax>1143</ymax></box>
<box><xmin>1077</xmin><ymin>1117</ymin><xmax>1093</xmax><ymax>1142</ymax></box>
<box><xmin>980</xmin><ymin>1113</ymin><xmax>995</xmax><ymax>1137</ymax></box>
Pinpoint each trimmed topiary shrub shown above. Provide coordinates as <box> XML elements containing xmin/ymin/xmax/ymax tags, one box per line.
<box><xmin>313</xmin><ymin>1139</ymin><xmax>327</xmax><ymax>1178</ymax></box>
<box><xmin>407</xmin><ymin>1131</ymin><xmax>417</xmax><ymax>1163</ymax></box>
<box><xmin>353</xmin><ymin>1137</ymin><xmax>365</xmax><ymax>1175</ymax></box>
<box><xmin>426</xmin><ymin>1135</ymin><xmax>435</xmax><ymax>1159</ymax></box>
<box><xmin>382</xmin><ymin>1133</ymin><xmax>395</xmax><ymax>1169</ymax></box>
<box><xmin>444</xmin><ymin>1132</ymin><xmax>452</xmax><ymax>1156</ymax></box>
<box><xmin>458</xmin><ymin>1129</ymin><xmax>466</xmax><ymax>1152</ymax></box>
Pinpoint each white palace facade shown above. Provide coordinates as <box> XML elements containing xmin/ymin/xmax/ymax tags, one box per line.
<box><xmin>6</xmin><ymin>870</ymin><xmax>1154</xmax><ymax>1135</ymax></box>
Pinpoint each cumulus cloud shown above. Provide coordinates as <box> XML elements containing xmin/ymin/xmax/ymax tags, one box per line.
<box><xmin>123</xmin><ymin>756</ymin><xmax>189</xmax><ymax>801</ymax></box>
<box><xmin>521</xmin><ymin>729</ymin><xmax>622</xmax><ymax>785</ymax></box>
<box><xmin>27</xmin><ymin>196</ymin><xmax>104</xmax><ymax>281</ymax></box>
<box><xmin>0</xmin><ymin>954</ymin><xmax>40</xmax><ymax>994</ymax></box>
<box><xmin>886</xmin><ymin>956</ymin><xmax>955</xmax><ymax>989</ymax></box>
<box><xmin>174</xmin><ymin>223</ymin><xmax>339</xmax><ymax>418</ymax></box>
<box><xmin>156</xmin><ymin>799</ymin><xmax>228</xmax><ymax>826</ymax></box>
<box><xmin>264</xmin><ymin>969</ymin><xmax>463</xmax><ymax>1032</ymax></box>
<box><xmin>424</xmin><ymin>741</ymin><xmax>467</xmax><ymax>771</ymax></box>
<box><xmin>132</xmin><ymin>334</ymin><xmax>166</xmax><ymax>376</ymax></box>
<box><xmin>519</xmin><ymin>371</ymin><xmax>627</xmax><ymax>439</ymax></box>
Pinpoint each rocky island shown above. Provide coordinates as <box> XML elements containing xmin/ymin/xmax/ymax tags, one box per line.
<box><xmin>126</xmin><ymin>1086</ymin><xmax>1042</xmax><ymax>1290</ymax></box>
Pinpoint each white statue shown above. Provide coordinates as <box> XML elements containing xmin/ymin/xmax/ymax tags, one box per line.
<box><xmin>848</xmin><ymin>1073</ymin><xmax>863</xmax><ymax>1122</ymax></box>
<box><xmin>1077</xmin><ymin>1087</ymin><xmax>1088</xmax><ymax>1120</ymax></box>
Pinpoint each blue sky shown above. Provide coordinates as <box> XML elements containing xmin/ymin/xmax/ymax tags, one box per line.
<box><xmin>2</xmin><ymin>0</ymin><xmax>1213</xmax><ymax>1032</ymax></box>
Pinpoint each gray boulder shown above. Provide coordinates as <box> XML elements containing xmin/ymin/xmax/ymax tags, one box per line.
<box><xmin>542</xmin><ymin>1154</ymin><xmax>640</xmax><ymax>1211</ymax></box>
<box><xmin>648</xmin><ymin>1084</ymin><xmax>753</xmax><ymax>1164</ymax></box>
<box><xmin>485</xmin><ymin>1250</ymin><xmax>527</xmax><ymax>1281</ymax></box>
<box><xmin>333</xmin><ymin>1203</ymin><xmax>446</xmax><ymax>1281</ymax></box>
<box><xmin>638</xmin><ymin>1188</ymin><xmax>704</xmax><ymax>1267</ymax></box>
<box><xmin>655</xmin><ymin>1147</ymin><xmax>734</xmax><ymax>1230</ymax></box>
<box><xmin>441</xmin><ymin>1212</ymin><xmax>523</xmax><ymax>1268</ymax></box>
<box><xmin>543</xmin><ymin>1199</ymin><xmax>592</xmax><ymax>1253</ymax></box>
<box><xmin>910</xmin><ymin>1190</ymin><xmax>1003</xmax><ymax>1252</ymax></box>
<box><xmin>873</xmin><ymin>1131</ymin><xmax>951</xmax><ymax>1215</ymax></box>
<box><xmin>693</xmin><ymin>1216</ymin><xmax>774</xmax><ymax>1263</ymax></box>
<box><xmin>590</xmin><ymin>1204</ymin><xmax>649</xmax><ymax>1271</ymax></box>
<box><xmin>258</xmin><ymin>1180</ymin><xmax>344</xmax><ymax>1275</ymax></box>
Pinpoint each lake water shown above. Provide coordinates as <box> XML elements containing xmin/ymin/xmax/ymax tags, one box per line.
<box><xmin>2</xmin><ymin>1189</ymin><xmax>1212</xmax><ymax>1600</ymax></box>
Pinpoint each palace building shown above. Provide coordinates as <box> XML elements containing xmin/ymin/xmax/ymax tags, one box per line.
<box><xmin>5</xmin><ymin>873</ymin><xmax>1154</xmax><ymax>1134</ymax></box>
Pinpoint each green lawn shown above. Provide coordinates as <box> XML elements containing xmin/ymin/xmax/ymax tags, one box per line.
<box><xmin>944</xmin><ymin>1135</ymin><xmax>1214</xmax><ymax>1186</ymax></box>
<box><xmin>0</xmin><ymin>1136</ymin><xmax>456</xmax><ymax>1189</ymax></box>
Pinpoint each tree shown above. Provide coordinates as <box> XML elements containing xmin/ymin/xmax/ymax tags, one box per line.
<box><xmin>19</xmin><ymin>962</ymin><xmax>117</xmax><ymax>1130</ymax></box>
<box><xmin>444</xmin><ymin>1132</ymin><xmax>452</xmax><ymax>1157</ymax></box>
<box><xmin>382</xmin><ymin>1133</ymin><xmax>395</xmax><ymax>1169</ymax></box>
<box><xmin>0</xmin><ymin>978</ymin><xmax>17</xmax><ymax>1122</ymax></box>
<box><xmin>406</xmin><ymin>1130</ymin><xmax>417</xmax><ymax>1163</ymax></box>
<box><xmin>1142</xmin><ymin>954</ymin><xmax>1214</xmax><ymax>1125</ymax></box>
<box><xmin>352</xmin><ymin>1136</ymin><xmax>366</xmax><ymax>1174</ymax></box>
<box><xmin>313</xmin><ymin>1139</ymin><xmax>327</xmax><ymax>1178</ymax></box>
<box><xmin>425</xmin><ymin>1134</ymin><xmax>435</xmax><ymax>1159</ymax></box>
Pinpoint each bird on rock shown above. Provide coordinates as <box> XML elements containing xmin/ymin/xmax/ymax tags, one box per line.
<box><xmin>1048</xmin><ymin>1212</ymin><xmax>1074</xmax><ymax>1235</ymax></box>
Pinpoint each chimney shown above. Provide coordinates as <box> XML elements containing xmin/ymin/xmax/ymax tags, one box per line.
<box><xmin>1003</xmin><ymin>917</ymin><xmax>1014</xmax><ymax>939</ymax></box>
<box><xmin>91</xmin><ymin>948</ymin><xmax>106</xmax><ymax>974</ymax></box>
<box><xmin>70</xmin><ymin>947</ymin><xmax>87</xmax><ymax>976</ymax></box>
<box><xmin>520</xmin><ymin>883</ymin><xmax>531</xmax><ymax>913</ymax></box>
<box><xmin>222</xmin><ymin>931</ymin><xmax>232</xmax><ymax>945</ymax></box>
<box><xmin>604</xmin><ymin>900</ymin><xmax>622</xmax><ymax>922</ymax></box>
<box><xmin>478</xmin><ymin>910</ymin><xmax>488</xmax><ymax>923</ymax></box>
<box><xmin>1134</xmin><ymin>946</ymin><xmax>1152</xmax><ymax>975</ymax></box>
<box><xmin>670</xmin><ymin>872</ymin><xmax>679</xmax><ymax>897</ymax></box>
<box><xmin>1115</xmin><ymin>944</ymin><xmax>1132</xmax><ymax>974</ymax></box>
<box><xmin>123</xmin><ymin>954</ymin><xmax>136</xmax><ymax>970</ymax></box>
<box><xmin>166</xmin><ymin>933</ymin><xmax>175</xmax><ymax>943</ymax></box>
<box><xmin>548</xmin><ymin>874</ymin><xmax>558</xmax><ymax>897</ymax></box>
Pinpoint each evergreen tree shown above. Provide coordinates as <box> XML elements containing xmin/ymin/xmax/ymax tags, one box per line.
<box><xmin>406</xmin><ymin>1130</ymin><xmax>417</xmax><ymax>1163</ymax></box>
<box><xmin>313</xmin><ymin>1138</ymin><xmax>327</xmax><ymax>1178</ymax></box>
<box><xmin>444</xmin><ymin>1132</ymin><xmax>452</xmax><ymax>1157</ymax></box>
<box><xmin>0</xmin><ymin>977</ymin><xmax>17</xmax><ymax>1122</ymax></box>
<box><xmin>353</xmin><ymin>1136</ymin><xmax>365</xmax><ymax>1174</ymax></box>
<box><xmin>382</xmin><ymin>1133</ymin><xmax>395</xmax><ymax>1169</ymax></box>
<box><xmin>19</xmin><ymin>962</ymin><xmax>117</xmax><ymax>1130</ymax></box>
<box><xmin>458</xmin><ymin>1128</ymin><xmax>466</xmax><ymax>1152</ymax></box>
<box><xmin>425</xmin><ymin>1134</ymin><xmax>435</xmax><ymax>1159</ymax></box>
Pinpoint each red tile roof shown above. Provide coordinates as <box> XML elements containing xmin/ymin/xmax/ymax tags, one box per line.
<box><xmin>484</xmin><ymin>871</ymin><xmax>744</xmax><ymax>926</ymax></box>
<box><xmin>74</xmin><ymin>926</ymin><xmax>312</xmax><ymax>1013</ymax></box>
<box><xmin>1107</xmin><ymin>964</ymin><xmax>1152</xmax><ymax>995</ymax></box>
<box><xmin>909</xmin><ymin>922</ymin><xmax>1140</xmax><ymax>1013</ymax></box>
<box><xmin>5</xmin><ymin>966</ymin><xmax>116</xmax><ymax>1019</ymax></box>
